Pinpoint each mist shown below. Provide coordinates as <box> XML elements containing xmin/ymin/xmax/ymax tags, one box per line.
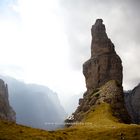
<box><xmin>0</xmin><ymin>75</ymin><xmax>66</xmax><ymax>130</ymax></box>
<box><xmin>59</xmin><ymin>0</ymin><xmax>140</xmax><ymax>90</ymax></box>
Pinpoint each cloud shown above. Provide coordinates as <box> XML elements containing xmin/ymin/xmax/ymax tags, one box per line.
<box><xmin>0</xmin><ymin>0</ymin><xmax>86</xmax><ymax>98</ymax></box>
<box><xmin>59</xmin><ymin>0</ymin><xmax>140</xmax><ymax>89</ymax></box>
<box><xmin>0</xmin><ymin>0</ymin><xmax>139</xmax><ymax>101</ymax></box>
<box><xmin>0</xmin><ymin>0</ymin><xmax>19</xmax><ymax>18</ymax></box>
<box><xmin>0</xmin><ymin>64</ymin><xmax>24</xmax><ymax>78</ymax></box>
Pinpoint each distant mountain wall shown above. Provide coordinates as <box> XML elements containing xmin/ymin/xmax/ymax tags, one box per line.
<box><xmin>124</xmin><ymin>84</ymin><xmax>140</xmax><ymax>124</ymax></box>
<box><xmin>0</xmin><ymin>75</ymin><xmax>66</xmax><ymax>130</ymax></box>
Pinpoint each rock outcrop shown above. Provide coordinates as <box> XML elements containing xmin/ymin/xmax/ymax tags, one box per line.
<box><xmin>124</xmin><ymin>84</ymin><xmax>140</xmax><ymax>124</ymax></box>
<box><xmin>83</xmin><ymin>19</ymin><xmax>122</xmax><ymax>92</ymax></box>
<box><xmin>66</xmin><ymin>19</ymin><xmax>130</xmax><ymax>124</ymax></box>
<box><xmin>71</xmin><ymin>80</ymin><xmax>130</xmax><ymax>123</ymax></box>
<box><xmin>0</xmin><ymin>79</ymin><xmax>16</xmax><ymax>122</ymax></box>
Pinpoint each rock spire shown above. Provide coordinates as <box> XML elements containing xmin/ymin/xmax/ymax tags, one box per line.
<box><xmin>66</xmin><ymin>19</ymin><xmax>131</xmax><ymax>124</ymax></box>
<box><xmin>83</xmin><ymin>19</ymin><xmax>122</xmax><ymax>92</ymax></box>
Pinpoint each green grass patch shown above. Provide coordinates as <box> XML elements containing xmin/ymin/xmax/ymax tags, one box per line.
<box><xmin>0</xmin><ymin>103</ymin><xmax>140</xmax><ymax>140</ymax></box>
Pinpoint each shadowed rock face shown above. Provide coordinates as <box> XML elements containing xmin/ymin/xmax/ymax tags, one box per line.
<box><xmin>124</xmin><ymin>84</ymin><xmax>140</xmax><ymax>124</ymax></box>
<box><xmin>0</xmin><ymin>79</ymin><xmax>16</xmax><ymax>122</ymax></box>
<box><xmin>83</xmin><ymin>19</ymin><xmax>122</xmax><ymax>92</ymax></box>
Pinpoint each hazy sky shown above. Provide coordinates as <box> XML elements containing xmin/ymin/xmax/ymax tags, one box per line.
<box><xmin>0</xmin><ymin>0</ymin><xmax>140</xmax><ymax>102</ymax></box>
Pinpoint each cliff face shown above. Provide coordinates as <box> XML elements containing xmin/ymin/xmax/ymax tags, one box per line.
<box><xmin>83</xmin><ymin>19</ymin><xmax>122</xmax><ymax>92</ymax></box>
<box><xmin>67</xmin><ymin>19</ymin><xmax>130</xmax><ymax>124</ymax></box>
<box><xmin>124</xmin><ymin>84</ymin><xmax>140</xmax><ymax>124</ymax></box>
<box><xmin>0</xmin><ymin>79</ymin><xmax>16</xmax><ymax>122</ymax></box>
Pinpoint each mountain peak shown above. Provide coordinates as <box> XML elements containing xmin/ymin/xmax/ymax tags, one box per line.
<box><xmin>67</xmin><ymin>19</ymin><xmax>131</xmax><ymax>124</ymax></box>
<box><xmin>91</xmin><ymin>19</ymin><xmax>108</xmax><ymax>41</ymax></box>
<box><xmin>83</xmin><ymin>19</ymin><xmax>122</xmax><ymax>91</ymax></box>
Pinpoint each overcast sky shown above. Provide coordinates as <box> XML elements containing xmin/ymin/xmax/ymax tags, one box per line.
<box><xmin>0</xmin><ymin>0</ymin><xmax>140</xmax><ymax>102</ymax></box>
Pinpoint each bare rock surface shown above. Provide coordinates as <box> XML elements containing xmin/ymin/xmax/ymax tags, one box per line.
<box><xmin>83</xmin><ymin>19</ymin><xmax>122</xmax><ymax>92</ymax></box>
<box><xmin>72</xmin><ymin>80</ymin><xmax>130</xmax><ymax>123</ymax></box>
<box><xmin>0</xmin><ymin>79</ymin><xmax>16</xmax><ymax>122</ymax></box>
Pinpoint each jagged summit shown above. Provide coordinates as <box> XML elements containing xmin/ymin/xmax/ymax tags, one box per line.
<box><xmin>91</xmin><ymin>19</ymin><xmax>115</xmax><ymax>57</ymax></box>
<box><xmin>91</xmin><ymin>19</ymin><xmax>108</xmax><ymax>41</ymax></box>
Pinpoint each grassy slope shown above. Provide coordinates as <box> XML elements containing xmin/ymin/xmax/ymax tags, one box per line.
<box><xmin>0</xmin><ymin>103</ymin><xmax>140</xmax><ymax>140</ymax></box>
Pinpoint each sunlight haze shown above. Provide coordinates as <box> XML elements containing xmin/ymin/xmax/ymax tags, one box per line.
<box><xmin>0</xmin><ymin>0</ymin><xmax>140</xmax><ymax>106</ymax></box>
